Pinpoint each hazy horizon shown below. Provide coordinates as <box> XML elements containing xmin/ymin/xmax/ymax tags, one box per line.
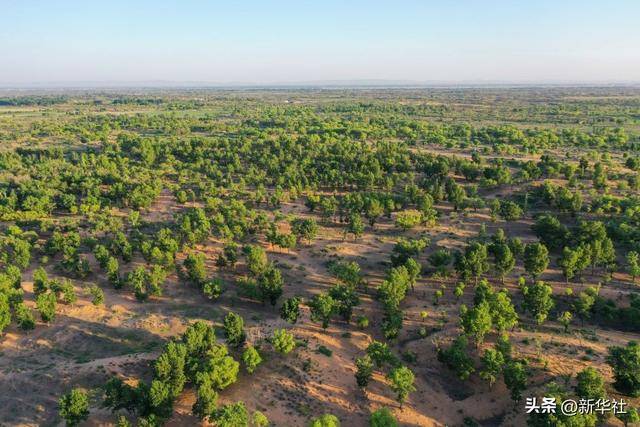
<box><xmin>2</xmin><ymin>0</ymin><xmax>639</xmax><ymax>86</ymax></box>
<box><xmin>3</xmin><ymin>80</ymin><xmax>640</xmax><ymax>91</ymax></box>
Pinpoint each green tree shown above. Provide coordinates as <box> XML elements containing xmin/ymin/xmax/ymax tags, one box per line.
<box><xmin>244</xmin><ymin>245</ymin><xmax>269</xmax><ymax>277</ymax></box>
<box><xmin>391</xmin><ymin>238</ymin><xmax>428</xmax><ymax>267</ymax></box>
<box><xmin>587</xmin><ymin>237</ymin><xmax>616</xmax><ymax>274</ymax></box>
<box><xmin>155</xmin><ymin>341</ymin><xmax>187</xmax><ymax>399</ymax></box>
<box><xmin>387</xmin><ymin>366</ymin><xmax>416</xmax><ymax>406</ymax></box>
<box><xmin>106</xmin><ymin>256</ymin><xmax>121</xmax><ymax>288</ymax></box>
<box><xmin>213</xmin><ymin>402</ymin><xmax>249</xmax><ymax>427</ymax></box>
<box><xmin>508</xmin><ymin>237</ymin><xmax>525</xmax><ymax>259</ymax></box>
<box><xmin>366</xmin><ymin>341</ymin><xmax>397</xmax><ymax>368</ymax></box>
<box><xmin>395</xmin><ymin>209</ymin><xmax>422</xmax><ymax>230</ymax></box>
<box><xmin>382</xmin><ymin>309</ymin><xmax>403</xmax><ymax>340</ymax></box>
<box><xmin>574</xmin><ymin>286</ymin><xmax>597</xmax><ymax>323</ymax></box>
<box><xmin>89</xmin><ymin>284</ymin><xmax>105</xmax><ymax>306</ymax></box>
<box><xmin>272</xmin><ymin>328</ymin><xmax>296</xmax><ymax>354</ymax></box>
<box><xmin>364</xmin><ymin>199</ymin><xmax>384</xmax><ymax>227</ymax></box>
<box><xmin>32</xmin><ymin>267</ymin><xmax>49</xmax><ymax>296</ymax></box>
<box><xmin>242</xmin><ymin>346</ymin><xmax>262</xmax><ymax>374</ymax></box>
<box><xmin>116</xmin><ymin>415</ymin><xmax>132</xmax><ymax>427</ymax></box>
<box><xmin>216</xmin><ymin>243</ymin><xmax>239</xmax><ymax>269</ymax></box>
<box><xmin>448</xmin><ymin>184</ymin><xmax>466</xmax><ymax>211</ymax></box>
<box><xmin>258</xmin><ymin>267</ymin><xmax>284</xmax><ymax>306</ymax></box>
<box><xmin>532</xmin><ymin>214</ymin><xmax>568</xmax><ymax>250</ymax></box>
<box><xmin>345</xmin><ymin>214</ymin><xmax>365</xmax><ymax>240</ymax></box>
<box><xmin>223</xmin><ymin>312</ymin><xmax>246</xmax><ymax>347</ymax></box>
<box><xmin>628</xmin><ymin>251</ymin><xmax>640</xmax><ymax>284</ymax></box>
<box><xmin>492</xmin><ymin>243</ymin><xmax>515</xmax><ymax>283</ymax></box>
<box><xmin>183</xmin><ymin>252</ymin><xmax>207</xmax><ymax>285</ymax></box>
<box><xmin>428</xmin><ymin>249</ymin><xmax>452</xmax><ymax>276</ymax></box>
<box><xmin>15</xmin><ymin>302</ymin><xmax>35</xmax><ymax>330</ymax></box>
<box><xmin>177</xmin><ymin>207</ymin><xmax>211</xmax><ymax>245</ymax></box>
<box><xmin>203</xmin><ymin>278</ymin><xmax>223</xmax><ymax>300</ymax></box>
<box><xmin>94</xmin><ymin>244</ymin><xmax>110</xmax><ymax>268</ymax></box>
<box><xmin>329</xmin><ymin>261</ymin><xmax>363</xmax><ymax>287</ymax></box>
<box><xmin>377</xmin><ymin>266</ymin><xmax>410</xmax><ymax>311</ymax></box>
<box><xmin>576</xmin><ymin>367</ymin><xmax>607</xmax><ymax>401</ymax></box>
<box><xmin>404</xmin><ymin>258</ymin><xmax>421</xmax><ymax>290</ymax></box>
<box><xmin>102</xmin><ymin>377</ymin><xmax>140</xmax><ymax>414</ymax></box>
<box><xmin>574</xmin><ymin>245</ymin><xmax>592</xmax><ymax>280</ymax></box>
<box><xmin>310</xmin><ymin>414</ymin><xmax>340</xmax><ymax>427</ymax></box>
<box><xmin>200</xmin><ymin>343</ymin><xmax>240</xmax><ymax>391</ymax></box>
<box><xmin>329</xmin><ymin>284</ymin><xmax>360</xmax><ymax>322</ymax></box>
<box><xmin>137</xmin><ymin>414</ymin><xmax>161</xmax><ymax>427</ymax></box>
<box><xmin>460</xmin><ymin>302</ymin><xmax>492</xmax><ymax>347</ymax></box>
<box><xmin>617</xmin><ymin>407</ymin><xmax>640</xmax><ymax>427</ymax></box>
<box><xmin>148</xmin><ymin>379</ymin><xmax>173</xmax><ymax>419</ymax></box>
<box><xmin>489</xmin><ymin>290</ymin><xmax>518</xmax><ymax>332</ymax></box>
<box><xmin>523</xmin><ymin>243</ymin><xmax>549</xmax><ymax>280</ymax></box>
<box><xmin>607</xmin><ymin>341</ymin><xmax>640</xmax><ymax>397</ymax></box>
<box><xmin>309</xmin><ymin>293</ymin><xmax>336</xmax><ymax>329</ymax></box>
<box><xmin>456</xmin><ymin>242</ymin><xmax>489</xmax><ymax>284</ymax></box>
<box><xmin>499</xmin><ymin>200</ymin><xmax>523</xmax><ymax>221</ymax></box>
<box><xmin>521</xmin><ymin>281</ymin><xmax>555</xmax><ymax>325</ymax></box>
<box><xmin>305</xmin><ymin>194</ymin><xmax>321</xmax><ymax>212</ymax></box>
<box><xmin>192</xmin><ymin>377</ymin><xmax>218</xmax><ymax>420</ymax></box>
<box><xmin>147</xmin><ymin>264</ymin><xmax>166</xmax><ymax>297</ymax></box>
<box><xmin>52</xmin><ymin>279</ymin><xmax>76</xmax><ymax>304</ymax></box>
<box><xmin>36</xmin><ymin>291</ymin><xmax>57</xmax><ymax>323</ymax></box>
<box><xmin>490</xmin><ymin>199</ymin><xmax>501</xmax><ymax>221</ymax></box>
<box><xmin>473</xmin><ymin>279</ymin><xmax>494</xmax><ymax>305</ymax></box>
<box><xmin>58</xmin><ymin>388</ymin><xmax>89</xmax><ymax>427</ymax></box>
<box><xmin>557</xmin><ymin>311</ymin><xmax>572</xmax><ymax>333</ymax></box>
<box><xmin>369</xmin><ymin>407</ymin><xmax>398</xmax><ymax>427</ymax></box>
<box><xmin>479</xmin><ymin>348</ymin><xmax>505</xmax><ymax>387</ymax></box>
<box><xmin>277</xmin><ymin>233</ymin><xmax>297</xmax><ymax>252</ymax></box>
<box><xmin>437</xmin><ymin>335</ymin><xmax>475</xmax><ymax>380</ymax></box>
<box><xmin>182</xmin><ymin>321</ymin><xmax>216</xmax><ymax>362</ymax></box>
<box><xmin>291</xmin><ymin>218</ymin><xmax>318</xmax><ymax>244</ymax></box>
<box><xmin>355</xmin><ymin>354</ymin><xmax>374</xmax><ymax>388</ymax></box>
<box><xmin>503</xmin><ymin>360</ymin><xmax>527</xmax><ymax>402</ymax></box>
<box><xmin>280</xmin><ymin>296</ymin><xmax>301</xmax><ymax>323</ymax></box>
<box><xmin>558</xmin><ymin>247</ymin><xmax>580</xmax><ymax>283</ymax></box>
<box><xmin>11</xmin><ymin>238</ymin><xmax>32</xmax><ymax>270</ymax></box>
<box><xmin>5</xmin><ymin>265</ymin><xmax>21</xmax><ymax>288</ymax></box>
<box><xmin>319</xmin><ymin>196</ymin><xmax>338</xmax><ymax>222</ymax></box>
<box><xmin>126</xmin><ymin>266</ymin><xmax>151</xmax><ymax>302</ymax></box>
<box><xmin>252</xmin><ymin>411</ymin><xmax>269</xmax><ymax>427</ymax></box>
<box><xmin>496</xmin><ymin>333</ymin><xmax>513</xmax><ymax>360</ymax></box>
<box><xmin>526</xmin><ymin>383</ymin><xmax>597</xmax><ymax>427</ymax></box>
<box><xmin>0</xmin><ymin>294</ymin><xmax>10</xmax><ymax>334</ymax></box>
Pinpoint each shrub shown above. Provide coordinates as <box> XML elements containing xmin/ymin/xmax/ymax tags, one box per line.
<box><xmin>58</xmin><ymin>388</ymin><xmax>89</xmax><ymax>426</ymax></box>
<box><xmin>370</xmin><ymin>407</ymin><xmax>398</xmax><ymax>427</ymax></box>
<box><xmin>317</xmin><ymin>345</ymin><xmax>333</xmax><ymax>357</ymax></box>
<box><xmin>15</xmin><ymin>302</ymin><xmax>35</xmax><ymax>330</ymax></box>
<box><xmin>242</xmin><ymin>346</ymin><xmax>262</xmax><ymax>374</ymax></box>
<box><xmin>36</xmin><ymin>292</ymin><xmax>56</xmax><ymax>322</ymax></box>
<box><xmin>89</xmin><ymin>285</ymin><xmax>105</xmax><ymax>306</ymax></box>
<box><xmin>310</xmin><ymin>414</ymin><xmax>340</xmax><ymax>427</ymax></box>
<box><xmin>272</xmin><ymin>328</ymin><xmax>296</xmax><ymax>354</ymax></box>
<box><xmin>357</xmin><ymin>315</ymin><xmax>369</xmax><ymax>329</ymax></box>
<box><xmin>223</xmin><ymin>311</ymin><xmax>246</xmax><ymax>347</ymax></box>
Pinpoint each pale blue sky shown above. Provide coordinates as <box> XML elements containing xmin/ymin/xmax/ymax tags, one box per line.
<box><xmin>1</xmin><ymin>0</ymin><xmax>639</xmax><ymax>85</ymax></box>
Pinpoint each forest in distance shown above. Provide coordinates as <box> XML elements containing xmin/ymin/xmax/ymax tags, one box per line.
<box><xmin>1</xmin><ymin>86</ymin><xmax>640</xmax><ymax>426</ymax></box>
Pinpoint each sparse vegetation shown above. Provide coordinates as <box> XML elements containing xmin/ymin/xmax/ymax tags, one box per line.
<box><xmin>1</xmin><ymin>87</ymin><xmax>640</xmax><ymax>426</ymax></box>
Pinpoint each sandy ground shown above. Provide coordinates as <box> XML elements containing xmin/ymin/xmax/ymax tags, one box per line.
<box><xmin>1</xmin><ymin>186</ymin><xmax>639</xmax><ymax>427</ymax></box>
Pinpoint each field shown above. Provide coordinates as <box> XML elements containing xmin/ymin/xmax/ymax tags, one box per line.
<box><xmin>1</xmin><ymin>87</ymin><xmax>640</xmax><ymax>426</ymax></box>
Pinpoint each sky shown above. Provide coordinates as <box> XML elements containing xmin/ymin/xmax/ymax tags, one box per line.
<box><xmin>1</xmin><ymin>0</ymin><xmax>639</xmax><ymax>86</ymax></box>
